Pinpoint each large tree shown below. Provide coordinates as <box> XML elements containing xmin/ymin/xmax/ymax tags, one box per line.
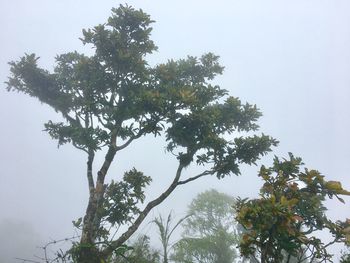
<box><xmin>6</xmin><ymin>5</ymin><xmax>277</xmax><ymax>262</ymax></box>
<box><xmin>171</xmin><ymin>189</ymin><xmax>239</xmax><ymax>263</ymax></box>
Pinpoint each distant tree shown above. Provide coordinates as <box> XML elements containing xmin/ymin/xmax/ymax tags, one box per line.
<box><xmin>235</xmin><ymin>153</ymin><xmax>350</xmax><ymax>263</ymax></box>
<box><xmin>171</xmin><ymin>189</ymin><xmax>239</xmax><ymax>263</ymax></box>
<box><xmin>6</xmin><ymin>4</ymin><xmax>277</xmax><ymax>263</ymax></box>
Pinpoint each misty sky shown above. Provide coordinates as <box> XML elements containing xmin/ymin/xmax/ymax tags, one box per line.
<box><xmin>1</xmin><ymin>1</ymin><xmax>350</xmax><ymax>262</ymax></box>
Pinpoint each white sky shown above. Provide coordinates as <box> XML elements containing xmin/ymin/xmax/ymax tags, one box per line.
<box><xmin>1</xmin><ymin>0</ymin><xmax>350</xmax><ymax>261</ymax></box>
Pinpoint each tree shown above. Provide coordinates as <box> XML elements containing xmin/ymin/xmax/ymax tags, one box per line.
<box><xmin>153</xmin><ymin>212</ymin><xmax>189</xmax><ymax>263</ymax></box>
<box><xmin>235</xmin><ymin>153</ymin><xmax>350</xmax><ymax>263</ymax></box>
<box><xmin>6</xmin><ymin>5</ymin><xmax>277</xmax><ymax>262</ymax></box>
<box><xmin>171</xmin><ymin>189</ymin><xmax>239</xmax><ymax>263</ymax></box>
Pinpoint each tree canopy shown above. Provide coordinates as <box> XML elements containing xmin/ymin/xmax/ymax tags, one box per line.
<box><xmin>6</xmin><ymin>4</ymin><xmax>277</xmax><ymax>262</ymax></box>
<box><xmin>171</xmin><ymin>189</ymin><xmax>239</xmax><ymax>263</ymax></box>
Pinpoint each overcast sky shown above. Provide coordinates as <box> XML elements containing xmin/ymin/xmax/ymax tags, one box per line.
<box><xmin>1</xmin><ymin>0</ymin><xmax>350</xmax><ymax>262</ymax></box>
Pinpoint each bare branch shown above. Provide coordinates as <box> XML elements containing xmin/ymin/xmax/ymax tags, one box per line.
<box><xmin>176</xmin><ymin>170</ymin><xmax>214</xmax><ymax>185</ymax></box>
<box><xmin>15</xmin><ymin>258</ymin><xmax>42</xmax><ymax>263</ymax></box>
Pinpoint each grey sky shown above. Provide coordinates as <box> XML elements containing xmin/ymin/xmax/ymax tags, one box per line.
<box><xmin>1</xmin><ymin>0</ymin><xmax>350</xmax><ymax>261</ymax></box>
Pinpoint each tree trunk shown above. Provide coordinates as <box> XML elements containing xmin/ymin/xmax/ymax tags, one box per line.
<box><xmin>78</xmin><ymin>188</ymin><xmax>102</xmax><ymax>262</ymax></box>
<box><xmin>78</xmin><ymin>144</ymin><xmax>117</xmax><ymax>262</ymax></box>
<box><xmin>163</xmin><ymin>248</ymin><xmax>168</xmax><ymax>263</ymax></box>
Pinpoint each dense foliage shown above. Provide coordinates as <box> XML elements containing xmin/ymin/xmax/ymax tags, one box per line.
<box><xmin>235</xmin><ymin>154</ymin><xmax>350</xmax><ymax>263</ymax></box>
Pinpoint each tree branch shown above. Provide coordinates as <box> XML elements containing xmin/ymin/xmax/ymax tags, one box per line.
<box><xmin>115</xmin><ymin>128</ymin><xmax>144</xmax><ymax>151</ymax></box>
<box><xmin>80</xmin><ymin>130</ymin><xmax>118</xmax><ymax>246</ymax></box>
<box><xmin>96</xmin><ymin>114</ymin><xmax>110</xmax><ymax>129</ymax></box>
<box><xmin>72</xmin><ymin>141</ymin><xmax>88</xmax><ymax>154</ymax></box>
<box><xmin>62</xmin><ymin>111</ymin><xmax>82</xmax><ymax>128</ymax></box>
<box><xmin>176</xmin><ymin>170</ymin><xmax>214</xmax><ymax>186</ymax></box>
<box><xmin>87</xmin><ymin>150</ymin><xmax>95</xmax><ymax>193</ymax></box>
<box><xmin>101</xmin><ymin>163</ymin><xmax>185</xmax><ymax>258</ymax></box>
<box><xmin>96</xmin><ymin>130</ymin><xmax>118</xmax><ymax>184</ymax></box>
<box><xmin>15</xmin><ymin>258</ymin><xmax>41</xmax><ymax>263</ymax></box>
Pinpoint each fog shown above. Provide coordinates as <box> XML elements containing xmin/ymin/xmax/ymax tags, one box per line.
<box><xmin>1</xmin><ymin>0</ymin><xmax>349</xmax><ymax>261</ymax></box>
